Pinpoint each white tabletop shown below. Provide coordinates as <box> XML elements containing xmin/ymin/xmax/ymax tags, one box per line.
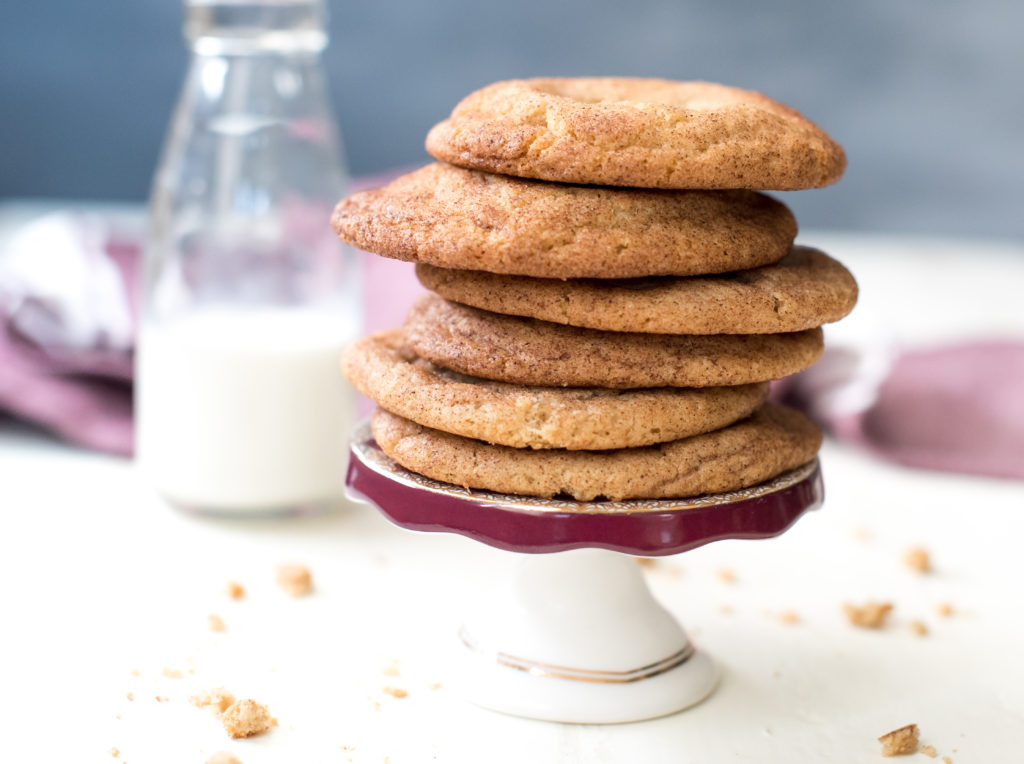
<box><xmin>2</xmin><ymin>231</ymin><xmax>1024</xmax><ymax>763</ymax></box>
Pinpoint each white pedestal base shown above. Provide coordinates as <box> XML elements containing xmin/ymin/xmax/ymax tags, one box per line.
<box><xmin>455</xmin><ymin>550</ymin><xmax>718</xmax><ymax>724</ymax></box>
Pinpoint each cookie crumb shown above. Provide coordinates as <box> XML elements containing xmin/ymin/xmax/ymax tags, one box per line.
<box><xmin>904</xmin><ymin>547</ymin><xmax>931</xmax><ymax>573</ymax></box>
<box><xmin>878</xmin><ymin>723</ymin><xmax>919</xmax><ymax>756</ymax></box>
<box><xmin>129</xmin><ymin>669</ymin><xmax>141</xmax><ymax>677</ymax></box>
<box><xmin>635</xmin><ymin>557</ymin><xmax>657</xmax><ymax>568</ymax></box>
<box><xmin>428</xmin><ymin>682</ymin><xmax>442</xmax><ymax>690</ymax></box>
<box><xmin>717</xmin><ymin>568</ymin><xmax>736</xmax><ymax>584</ymax></box>
<box><xmin>719</xmin><ymin>605</ymin><xmax>734</xmax><ymax>616</ymax></box>
<box><xmin>126</xmin><ymin>692</ymin><xmax>134</xmax><ymax>701</ymax></box>
<box><xmin>162</xmin><ymin>667</ymin><xmax>183</xmax><ymax>679</ymax></box>
<box><xmin>155</xmin><ymin>695</ymin><xmax>169</xmax><ymax>702</ymax></box>
<box><xmin>276</xmin><ymin>564</ymin><xmax>313</xmax><ymax>597</ymax></box>
<box><xmin>382</xmin><ymin>686</ymin><xmax>407</xmax><ymax>699</ymax></box>
<box><xmin>190</xmin><ymin>687</ymin><xmax>236</xmax><ymax>715</ymax></box>
<box><xmin>942</xmin><ymin>757</ymin><xmax>953</xmax><ymax>763</ymax></box>
<box><xmin>843</xmin><ymin>601</ymin><xmax>893</xmax><ymax>629</ymax></box>
<box><xmin>909</xmin><ymin>620</ymin><xmax>929</xmax><ymax>637</ymax></box>
<box><xmin>936</xmin><ymin>603</ymin><xmax>954</xmax><ymax>618</ymax></box>
<box><xmin>206</xmin><ymin>753</ymin><xmax>243</xmax><ymax>764</ymax></box>
<box><xmin>208</xmin><ymin>614</ymin><xmax>227</xmax><ymax>632</ymax></box>
<box><xmin>108</xmin><ymin>747</ymin><xmax>120</xmax><ymax>757</ymax></box>
<box><xmin>225</xmin><ymin>581</ymin><xmax>245</xmax><ymax>600</ymax></box>
<box><xmin>221</xmin><ymin>699</ymin><xmax>276</xmax><ymax>739</ymax></box>
<box><xmin>777</xmin><ymin>610</ymin><xmax>800</xmax><ymax>625</ymax></box>
<box><xmin>919</xmin><ymin>744</ymin><xmax>938</xmax><ymax>758</ymax></box>
<box><xmin>382</xmin><ymin>659</ymin><xmax>401</xmax><ymax>677</ymax></box>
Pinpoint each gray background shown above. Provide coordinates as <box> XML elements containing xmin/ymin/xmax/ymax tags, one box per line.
<box><xmin>1</xmin><ymin>0</ymin><xmax>1022</xmax><ymax>239</ymax></box>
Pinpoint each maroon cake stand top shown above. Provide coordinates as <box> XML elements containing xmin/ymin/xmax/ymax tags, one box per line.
<box><xmin>345</xmin><ymin>421</ymin><xmax>824</xmax><ymax>557</ymax></box>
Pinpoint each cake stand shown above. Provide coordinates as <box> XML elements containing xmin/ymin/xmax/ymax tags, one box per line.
<box><xmin>345</xmin><ymin>421</ymin><xmax>823</xmax><ymax>724</ymax></box>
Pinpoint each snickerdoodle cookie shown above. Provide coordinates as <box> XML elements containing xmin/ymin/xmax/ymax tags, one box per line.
<box><xmin>331</xmin><ymin>162</ymin><xmax>796</xmax><ymax>278</ymax></box>
<box><xmin>403</xmin><ymin>295</ymin><xmax>823</xmax><ymax>389</ymax></box>
<box><xmin>371</xmin><ymin>403</ymin><xmax>822</xmax><ymax>501</ymax></box>
<box><xmin>416</xmin><ymin>246</ymin><xmax>857</xmax><ymax>335</ymax></box>
<box><xmin>425</xmin><ymin>78</ymin><xmax>846</xmax><ymax>190</ymax></box>
<box><xmin>342</xmin><ymin>330</ymin><xmax>769</xmax><ymax>450</ymax></box>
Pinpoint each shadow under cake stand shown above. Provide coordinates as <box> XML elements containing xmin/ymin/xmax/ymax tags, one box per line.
<box><xmin>345</xmin><ymin>421</ymin><xmax>823</xmax><ymax>724</ymax></box>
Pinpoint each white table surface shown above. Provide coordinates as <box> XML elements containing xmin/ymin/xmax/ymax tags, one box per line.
<box><xmin>2</xmin><ymin>229</ymin><xmax>1023</xmax><ymax>763</ymax></box>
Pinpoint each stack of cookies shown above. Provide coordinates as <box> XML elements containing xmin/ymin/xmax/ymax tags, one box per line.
<box><xmin>335</xmin><ymin>78</ymin><xmax>856</xmax><ymax>502</ymax></box>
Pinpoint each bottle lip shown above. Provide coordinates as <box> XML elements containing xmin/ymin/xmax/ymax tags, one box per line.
<box><xmin>184</xmin><ymin>0</ymin><xmax>328</xmax><ymax>55</ymax></box>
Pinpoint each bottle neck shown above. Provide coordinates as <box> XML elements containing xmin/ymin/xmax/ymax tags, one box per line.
<box><xmin>184</xmin><ymin>0</ymin><xmax>328</xmax><ymax>56</ymax></box>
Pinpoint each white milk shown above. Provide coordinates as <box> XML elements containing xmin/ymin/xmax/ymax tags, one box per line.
<box><xmin>136</xmin><ymin>306</ymin><xmax>358</xmax><ymax>512</ymax></box>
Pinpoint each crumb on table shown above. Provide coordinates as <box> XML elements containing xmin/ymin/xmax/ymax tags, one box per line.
<box><xmin>777</xmin><ymin>610</ymin><xmax>800</xmax><ymax>625</ymax></box>
<box><xmin>221</xmin><ymin>699</ymin><xmax>277</xmax><ymax>739</ymax></box>
<box><xmin>383</xmin><ymin>659</ymin><xmax>401</xmax><ymax>677</ymax></box>
<box><xmin>382</xmin><ymin>686</ymin><xmax>408</xmax><ymax>698</ymax></box>
<box><xmin>206</xmin><ymin>752</ymin><xmax>243</xmax><ymax>764</ymax></box>
<box><xmin>276</xmin><ymin>564</ymin><xmax>313</xmax><ymax>597</ymax></box>
<box><xmin>108</xmin><ymin>747</ymin><xmax>119</xmax><ymax>757</ymax></box>
<box><xmin>942</xmin><ymin>757</ymin><xmax>953</xmax><ymax>763</ymax></box>
<box><xmin>717</xmin><ymin>568</ymin><xmax>737</xmax><ymax>583</ymax></box>
<box><xmin>904</xmin><ymin>547</ymin><xmax>931</xmax><ymax>573</ymax></box>
<box><xmin>936</xmin><ymin>603</ymin><xmax>954</xmax><ymax>618</ymax></box>
<box><xmin>878</xmin><ymin>723</ymin><xmax>919</xmax><ymax>756</ymax></box>
<box><xmin>909</xmin><ymin>620</ymin><xmax>929</xmax><ymax>637</ymax></box>
<box><xmin>226</xmin><ymin>581</ymin><xmax>245</xmax><ymax>599</ymax></box>
<box><xmin>162</xmin><ymin>667</ymin><xmax>184</xmax><ymax>679</ymax></box>
<box><xmin>208</xmin><ymin>614</ymin><xmax>227</xmax><ymax>632</ymax></box>
<box><xmin>919</xmin><ymin>744</ymin><xmax>938</xmax><ymax>758</ymax></box>
<box><xmin>843</xmin><ymin>601</ymin><xmax>893</xmax><ymax>629</ymax></box>
<box><xmin>190</xmin><ymin>687</ymin><xmax>236</xmax><ymax>715</ymax></box>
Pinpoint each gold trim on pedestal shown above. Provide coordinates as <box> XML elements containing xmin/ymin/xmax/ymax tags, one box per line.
<box><xmin>459</xmin><ymin>628</ymin><xmax>696</xmax><ymax>684</ymax></box>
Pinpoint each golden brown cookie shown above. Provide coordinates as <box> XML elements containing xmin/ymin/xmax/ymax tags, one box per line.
<box><xmin>403</xmin><ymin>295</ymin><xmax>823</xmax><ymax>388</ymax></box>
<box><xmin>417</xmin><ymin>246</ymin><xmax>858</xmax><ymax>335</ymax></box>
<box><xmin>371</xmin><ymin>404</ymin><xmax>822</xmax><ymax>501</ymax></box>
<box><xmin>331</xmin><ymin>162</ymin><xmax>796</xmax><ymax>279</ymax></box>
<box><xmin>342</xmin><ymin>330</ymin><xmax>769</xmax><ymax>450</ymax></box>
<box><xmin>426</xmin><ymin>78</ymin><xmax>846</xmax><ymax>190</ymax></box>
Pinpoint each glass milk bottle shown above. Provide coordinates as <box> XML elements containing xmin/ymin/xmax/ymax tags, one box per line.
<box><xmin>137</xmin><ymin>0</ymin><xmax>360</xmax><ymax>514</ymax></box>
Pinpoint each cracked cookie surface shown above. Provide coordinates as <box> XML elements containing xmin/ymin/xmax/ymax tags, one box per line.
<box><xmin>417</xmin><ymin>246</ymin><xmax>857</xmax><ymax>334</ymax></box>
<box><xmin>371</xmin><ymin>404</ymin><xmax>822</xmax><ymax>501</ymax></box>
<box><xmin>331</xmin><ymin>162</ymin><xmax>796</xmax><ymax>278</ymax></box>
<box><xmin>426</xmin><ymin>78</ymin><xmax>845</xmax><ymax>190</ymax></box>
<box><xmin>403</xmin><ymin>294</ymin><xmax>824</xmax><ymax>389</ymax></box>
<box><xmin>342</xmin><ymin>330</ymin><xmax>769</xmax><ymax>450</ymax></box>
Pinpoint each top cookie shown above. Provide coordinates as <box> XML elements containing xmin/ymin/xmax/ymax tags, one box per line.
<box><xmin>332</xmin><ymin>162</ymin><xmax>796</xmax><ymax>279</ymax></box>
<box><xmin>426</xmin><ymin>78</ymin><xmax>846</xmax><ymax>190</ymax></box>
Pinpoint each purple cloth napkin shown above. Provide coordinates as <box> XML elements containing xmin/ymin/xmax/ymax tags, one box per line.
<box><xmin>778</xmin><ymin>342</ymin><xmax>1024</xmax><ymax>481</ymax></box>
<box><xmin>0</xmin><ymin>213</ymin><xmax>137</xmax><ymax>455</ymax></box>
